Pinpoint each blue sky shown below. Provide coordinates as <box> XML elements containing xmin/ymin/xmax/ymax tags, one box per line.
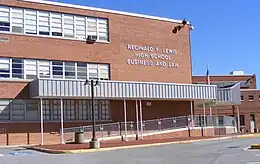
<box><xmin>54</xmin><ymin>0</ymin><xmax>259</xmax><ymax>83</ymax></box>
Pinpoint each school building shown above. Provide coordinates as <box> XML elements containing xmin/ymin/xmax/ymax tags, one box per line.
<box><xmin>0</xmin><ymin>0</ymin><xmax>241</xmax><ymax>145</ymax></box>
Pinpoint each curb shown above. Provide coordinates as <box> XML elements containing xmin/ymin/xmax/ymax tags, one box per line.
<box><xmin>29</xmin><ymin>134</ymin><xmax>258</xmax><ymax>154</ymax></box>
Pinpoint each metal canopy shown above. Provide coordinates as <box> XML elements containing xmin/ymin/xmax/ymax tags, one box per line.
<box><xmin>29</xmin><ymin>79</ymin><xmax>217</xmax><ymax>100</ymax></box>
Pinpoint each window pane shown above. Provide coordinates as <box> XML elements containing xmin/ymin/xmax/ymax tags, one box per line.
<box><xmin>26</xmin><ymin>100</ymin><xmax>38</xmax><ymax>121</ymax></box>
<box><xmin>39</xmin><ymin>11</ymin><xmax>50</xmax><ymax>36</ymax></box>
<box><xmin>52</xmin><ymin>61</ymin><xmax>63</xmax><ymax>78</ymax></box>
<box><xmin>87</xmin><ymin>17</ymin><xmax>97</xmax><ymax>36</ymax></box>
<box><xmin>0</xmin><ymin>6</ymin><xmax>10</xmax><ymax>32</ymax></box>
<box><xmin>11</xmin><ymin>8</ymin><xmax>24</xmax><ymax>33</ymax></box>
<box><xmin>12</xmin><ymin>100</ymin><xmax>25</xmax><ymax>121</ymax></box>
<box><xmin>39</xmin><ymin>60</ymin><xmax>51</xmax><ymax>78</ymax></box>
<box><xmin>12</xmin><ymin>58</ymin><xmax>23</xmax><ymax>79</ymax></box>
<box><xmin>63</xmin><ymin>14</ymin><xmax>74</xmax><ymax>38</ymax></box>
<box><xmin>0</xmin><ymin>58</ymin><xmax>10</xmax><ymax>78</ymax></box>
<box><xmin>98</xmin><ymin>18</ymin><xmax>108</xmax><ymax>41</ymax></box>
<box><xmin>25</xmin><ymin>59</ymin><xmax>37</xmax><ymax>79</ymax></box>
<box><xmin>0</xmin><ymin>100</ymin><xmax>10</xmax><ymax>120</ymax></box>
<box><xmin>51</xmin><ymin>13</ymin><xmax>62</xmax><ymax>36</ymax></box>
<box><xmin>88</xmin><ymin>64</ymin><xmax>98</xmax><ymax>79</ymax></box>
<box><xmin>25</xmin><ymin>9</ymin><xmax>37</xmax><ymax>34</ymax></box>
<box><xmin>77</xmin><ymin>62</ymin><xmax>87</xmax><ymax>79</ymax></box>
<box><xmin>75</xmin><ymin>16</ymin><xmax>86</xmax><ymax>40</ymax></box>
<box><xmin>65</xmin><ymin>62</ymin><xmax>75</xmax><ymax>79</ymax></box>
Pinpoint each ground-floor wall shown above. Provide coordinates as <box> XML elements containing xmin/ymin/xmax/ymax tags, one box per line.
<box><xmin>194</xmin><ymin>104</ymin><xmax>260</xmax><ymax>133</ymax></box>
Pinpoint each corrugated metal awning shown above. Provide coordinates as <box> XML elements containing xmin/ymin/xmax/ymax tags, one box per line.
<box><xmin>29</xmin><ymin>79</ymin><xmax>217</xmax><ymax>100</ymax></box>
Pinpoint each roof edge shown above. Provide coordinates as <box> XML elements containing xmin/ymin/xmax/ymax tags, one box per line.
<box><xmin>20</xmin><ymin>0</ymin><xmax>186</xmax><ymax>24</ymax></box>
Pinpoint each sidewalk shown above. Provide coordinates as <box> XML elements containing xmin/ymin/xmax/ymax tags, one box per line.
<box><xmin>28</xmin><ymin>133</ymin><xmax>250</xmax><ymax>154</ymax></box>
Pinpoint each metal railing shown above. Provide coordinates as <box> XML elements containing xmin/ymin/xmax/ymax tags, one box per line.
<box><xmin>63</xmin><ymin>115</ymin><xmax>237</xmax><ymax>143</ymax></box>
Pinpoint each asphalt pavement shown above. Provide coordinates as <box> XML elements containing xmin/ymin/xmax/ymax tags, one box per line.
<box><xmin>0</xmin><ymin>137</ymin><xmax>260</xmax><ymax>164</ymax></box>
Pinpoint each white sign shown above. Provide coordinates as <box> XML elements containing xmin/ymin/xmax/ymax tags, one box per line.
<box><xmin>126</xmin><ymin>44</ymin><xmax>179</xmax><ymax>68</ymax></box>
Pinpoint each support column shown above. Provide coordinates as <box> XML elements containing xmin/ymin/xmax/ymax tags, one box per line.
<box><xmin>40</xmin><ymin>98</ymin><xmax>44</xmax><ymax>145</ymax></box>
<box><xmin>135</xmin><ymin>100</ymin><xmax>139</xmax><ymax>140</ymax></box>
<box><xmin>60</xmin><ymin>98</ymin><xmax>65</xmax><ymax>144</ymax></box>
<box><xmin>209</xmin><ymin>107</ymin><xmax>212</xmax><ymax>116</ymax></box>
<box><xmin>123</xmin><ymin>99</ymin><xmax>128</xmax><ymax>141</ymax></box>
<box><xmin>203</xmin><ymin>103</ymin><xmax>206</xmax><ymax>135</ymax></box>
<box><xmin>139</xmin><ymin>100</ymin><xmax>143</xmax><ymax>140</ymax></box>
<box><xmin>190</xmin><ymin>101</ymin><xmax>194</xmax><ymax>137</ymax></box>
<box><xmin>236</xmin><ymin>106</ymin><xmax>241</xmax><ymax>133</ymax></box>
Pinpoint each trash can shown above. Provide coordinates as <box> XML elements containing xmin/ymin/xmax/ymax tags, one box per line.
<box><xmin>75</xmin><ymin>128</ymin><xmax>85</xmax><ymax>144</ymax></box>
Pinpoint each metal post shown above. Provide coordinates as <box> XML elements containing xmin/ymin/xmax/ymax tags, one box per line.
<box><xmin>236</xmin><ymin>106</ymin><xmax>241</xmax><ymax>133</ymax></box>
<box><xmin>60</xmin><ymin>98</ymin><xmax>64</xmax><ymax>144</ymax></box>
<box><xmin>135</xmin><ymin>100</ymin><xmax>139</xmax><ymax>140</ymax></box>
<box><xmin>123</xmin><ymin>99</ymin><xmax>128</xmax><ymax>141</ymax></box>
<box><xmin>139</xmin><ymin>100</ymin><xmax>143</xmax><ymax>140</ymax></box>
<box><xmin>91</xmin><ymin>80</ymin><xmax>97</xmax><ymax>141</ymax></box>
<box><xmin>40</xmin><ymin>98</ymin><xmax>44</xmax><ymax>145</ymax></box>
<box><xmin>190</xmin><ymin>101</ymin><xmax>194</xmax><ymax>137</ymax></box>
<box><xmin>203</xmin><ymin>103</ymin><xmax>206</xmax><ymax>134</ymax></box>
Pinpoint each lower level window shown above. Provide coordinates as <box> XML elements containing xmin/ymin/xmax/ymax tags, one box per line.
<box><xmin>0</xmin><ymin>99</ymin><xmax>111</xmax><ymax>122</ymax></box>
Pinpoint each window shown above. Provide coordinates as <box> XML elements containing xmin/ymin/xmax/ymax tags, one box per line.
<box><xmin>98</xmin><ymin>19</ymin><xmax>108</xmax><ymax>41</ymax></box>
<box><xmin>12</xmin><ymin>58</ymin><xmax>23</xmax><ymax>79</ymax></box>
<box><xmin>87</xmin><ymin>17</ymin><xmax>97</xmax><ymax>37</ymax></box>
<box><xmin>99</xmin><ymin>64</ymin><xmax>109</xmax><ymax>80</ymax></box>
<box><xmin>241</xmin><ymin>95</ymin><xmax>244</xmax><ymax>102</ymax></box>
<box><xmin>11</xmin><ymin>100</ymin><xmax>25</xmax><ymax>121</ymax></box>
<box><xmin>52</xmin><ymin>61</ymin><xmax>63</xmax><ymax>78</ymax></box>
<box><xmin>26</xmin><ymin>100</ymin><xmax>38</xmax><ymax>121</ymax></box>
<box><xmin>75</xmin><ymin>16</ymin><xmax>86</xmax><ymax>40</ymax></box>
<box><xmin>42</xmin><ymin>100</ymin><xmax>50</xmax><ymax>121</ymax></box>
<box><xmin>249</xmin><ymin>95</ymin><xmax>254</xmax><ymax>101</ymax></box>
<box><xmin>0</xmin><ymin>58</ymin><xmax>10</xmax><ymax>78</ymax></box>
<box><xmin>64</xmin><ymin>100</ymin><xmax>75</xmax><ymax>120</ymax></box>
<box><xmin>53</xmin><ymin>100</ymin><xmax>61</xmax><ymax>120</ymax></box>
<box><xmin>63</xmin><ymin>14</ymin><xmax>74</xmax><ymax>38</ymax></box>
<box><xmin>38</xmin><ymin>11</ymin><xmax>50</xmax><ymax>36</ymax></box>
<box><xmin>25</xmin><ymin>59</ymin><xmax>37</xmax><ymax>79</ymax></box>
<box><xmin>239</xmin><ymin>115</ymin><xmax>245</xmax><ymax>126</ymax></box>
<box><xmin>77</xmin><ymin>62</ymin><xmax>88</xmax><ymax>79</ymax></box>
<box><xmin>65</xmin><ymin>62</ymin><xmax>75</xmax><ymax>79</ymax></box>
<box><xmin>258</xmin><ymin>95</ymin><xmax>260</xmax><ymax>100</ymax></box>
<box><xmin>88</xmin><ymin>64</ymin><xmax>98</xmax><ymax>79</ymax></box>
<box><xmin>0</xmin><ymin>100</ymin><xmax>10</xmax><ymax>120</ymax></box>
<box><xmin>39</xmin><ymin>60</ymin><xmax>51</xmax><ymax>78</ymax></box>
<box><xmin>51</xmin><ymin>13</ymin><xmax>62</xmax><ymax>37</ymax></box>
<box><xmin>11</xmin><ymin>8</ymin><xmax>24</xmax><ymax>33</ymax></box>
<box><xmin>24</xmin><ymin>9</ymin><xmax>37</xmax><ymax>35</ymax></box>
<box><xmin>0</xmin><ymin>6</ymin><xmax>10</xmax><ymax>32</ymax></box>
<box><xmin>0</xmin><ymin>5</ymin><xmax>109</xmax><ymax>41</ymax></box>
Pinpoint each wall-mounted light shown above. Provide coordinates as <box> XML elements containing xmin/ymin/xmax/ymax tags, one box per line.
<box><xmin>172</xmin><ymin>19</ymin><xmax>194</xmax><ymax>34</ymax></box>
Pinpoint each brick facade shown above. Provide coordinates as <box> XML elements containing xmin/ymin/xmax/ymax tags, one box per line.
<box><xmin>193</xmin><ymin>74</ymin><xmax>260</xmax><ymax>133</ymax></box>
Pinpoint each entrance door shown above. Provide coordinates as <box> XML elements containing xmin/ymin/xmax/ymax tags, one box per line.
<box><xmin>250</xmin><ymin>114</ymin><xmax>256</xmax><ymax>133</ymax></box>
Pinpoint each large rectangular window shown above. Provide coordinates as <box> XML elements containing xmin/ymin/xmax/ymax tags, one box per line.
<box><xmin>87</xmin><ymin>17</ymin><xmax>97</xmax><ymax>37</ymax></box>
<box><xmin>63</xmin><ymin>14</ymin><xmax>74</xmax><ymax>38</ymax></box>
<box><xmin>12</xmin><ymin>58</ymin><xmax>23</xmax><ymax>79</ymax></box>
<box><xmin>11</xmin><ymin>8</ymin><xmax>24</xmax><ymax>34</ymax></box>
<box><xmin>52</xmin><ymin>61</ymin><xmax>63</xmax><ymax>79</ymax></box>
<box><xmin>65</xmin><ymin>62</ymin><xmax>75</xmax><ymax>79</ymax></box>
<box><xmin>77</xmin><ymin>62</ymin><xmax>88</xmax><ymax>79</ymax></box>
<box><xmin>50</xmin><ymin>13</ymin><xmax>62</xmax><ymax>37</ymax></box>
<box><xmin>0</xmin><ymin>100</ymin><xmax>10</xmax><ymax>120</ymax></box>
<box><xmin>25</xmin><ymin>59</ymin><xmax>37</xmax><ymax>79</ymax></box>
<box><xmin>0</xmin><ymin>6</ymin><xmax>10</xmax><ymax>32</ymax></box>
<box><xmin>26</xmin><ymin>100</ymin><xmax>38</xmax><ymax>121</ymax></box>
<box><xmin>38</xmin><ymin>11</ymin><xmax>50</xmax><ymax>36</ymax></box>
<box><xmin>11</xmin><ymin>100</ymin><xmax>25</xmax><ymax>121</ymax></box>
<box><xmin>39</xmin><ymin>60</ymin><xmax>51</xmax><ymax>78</ymax></box>
<box><xmin>0</xmin><ymin>58</ymin><xmax>10</xmax><ymax>78</ymax></box>
<box><xmin>98</xmin><ymin>19</ymin><xmax>108</xmax><ymax>41</ymax></box>
<box><xmin>24</xmin><ymin>9</ymin><xmax>37</xmax><ymax>35</ymax></box>
<box><xmin>75</xmin><ymin>16</ymin><xmax>86</xmax><ymax>40</ymax></box>
<box><xmin>99</xmin><ymin>64</ymin><xmax>109</xmax><ymax>80</ymax></box>
<box><xmin>88</xmin><ymin>64</ymin><xmax>98</xmax><ymax>80</ymax></box>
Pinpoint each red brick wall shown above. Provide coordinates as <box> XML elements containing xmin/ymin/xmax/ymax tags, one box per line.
<box><xmin>111</xmin><ymin>100</ymin><xmax>191</xmax><ymax>122</ymax></box>
<box><xmin>0</xmin><ymin>0</ymin><xmax>192</xmax><ymax>84</ymax></box>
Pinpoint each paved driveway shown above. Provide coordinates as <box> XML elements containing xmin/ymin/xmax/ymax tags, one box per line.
<box><xmin>0</xmin><ymin>137</ymin><xmax>260</xmax><ymax>164</ymax></box>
